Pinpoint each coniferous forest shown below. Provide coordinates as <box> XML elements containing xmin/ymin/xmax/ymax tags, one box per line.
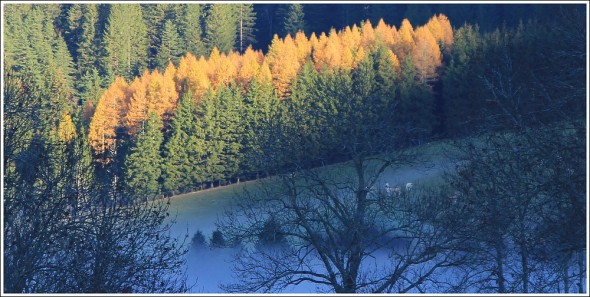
<box><xmin>3</xmin><ymin>2</ymin><xmax>587</xmax><ymax>294</ymax></box>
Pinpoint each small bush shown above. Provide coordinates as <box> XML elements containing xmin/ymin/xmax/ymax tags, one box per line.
<box><xmin>258</xmin><ymin>216</ymin><xmax>286</xmax><ymax>247</ymax></box>
<box><xmin>191</xmin><ymin>230</ymin><xmax>206</xmax><ymax>248</ymax></box>
<box><xmin>209</xmin><ymin>230</ymin><xmax>226</xmax><ymax>248</ymax></box>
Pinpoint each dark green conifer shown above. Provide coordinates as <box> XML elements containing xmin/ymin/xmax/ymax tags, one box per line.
<box><xmin>124</xmin><ymin>111</ymin><xmax>164</xmax><ymax>202</ymax></box>
<box><xmin>162</xmin><ymin>92</ymin><xmax>204</xmax><ymax>193</ymax></box>
<box><xmin>204</xmin><ymin>4</ymin><xmax>237</xmax><ymax>54</ymax></box>
<box><xmin>156</xmin><ymin>20</ymin><xmax>182</xmax><ymax>71</ymax></box>
<box><xmin>103</xmin><ymin>4</ymin><xmax>148</xmax><ymax>80</ymax></box>
<box><xmin>176</xmin><ymin>4</ymin><xmax>206</xmax><ymax>57</ymax></box>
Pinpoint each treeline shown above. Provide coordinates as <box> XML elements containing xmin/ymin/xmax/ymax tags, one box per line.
<box><xmin>3</xmin><ymin>3</ymin><xmax>561</xmax><ymax>114</ymax></box>
<box><xmin>83</xmin><ymin>14</ymin><xmax>452</xmax><ymax>199</ymax></box>
<box><xmin>4</xmin><ymin>3</ymin><xmax>585</xmax><ymax>202</ymax></box>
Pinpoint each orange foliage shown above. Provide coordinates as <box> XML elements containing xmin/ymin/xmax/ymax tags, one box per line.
<box><xmin>89</xmin><ymin>77</ymin><xmax>128</xmax><ymax>156</ymax></box>
<box><xmin>360</xmin><ymin>20</ymin><xmax>375</xmax><ymax>49</ymax></box>
<box><xmin>176</xmin><ymin>53</ymin><xmax>210</xmax><ymax>100</ymax></box>
<box><xmin>340</xmin><ymin>24</ymin><xmax>361</xmax><ymax>52</ymax></box>
<box><xmin>294</xmin><ymin>31</ymin><xmax>312</xmax><ymax>64</ymax></box>
<box><xmin>89</xmin><ymin>14</ymin><xmax>456</xmax><ymax>143</ymax></box>
<box><xmin>374</xmin><ymin>19</ymin><xmax>396</xmax><ymax>48</ymax></box>
<box><xmin>437</xmin><ymin>14</ymin><xmax>454</xmax><ymax>54</ymax></box>
<box><xmin>426</xmin><ymin>15</ymin><xmax>443</xmax><ymax>43</ymax></box>
<box><xmin>267</xmin><ymin>34</ymin><xmax>300</xmax><ymax>98</ymax></box>
<box><xmin>146</xmin><ymin>69</ymin><xmax>178</xmax><ymax>119</ymax></box>
<box><xmin>125</xmin><ymin>76</ymin><xmax>149</xmax><ymax>135</ymax></box>
<box><xmin>412</xmin><ymin>26</ymin><xmax>442</xmax><ymax>82</ymax></box>
<box><xmin>354</xmin><ymin>46</ymin><xmax>366</xmax><ymax>68</ymax></box>
<box><xmin>208</xmin><ymin>47</ymin><xmax>238</xmax><ymax>89</ymax></box>
<box><xmin>238</xmin><ymin>46</ymin><xmax>261</xmax><ymax>88</ymax></box>
<box><xmin>256</xmin><ymin>60</ymin><xmax>272</xmax><ymax>84</ymax></box>
<box><xmin>57</xmin><ymin>112</ymin><xmax>77</xmax><ymax>143</ymax></box>
<box><xmin>395</xmin><ymin>18</ymin><xmax>416</xmax><ymax>60</ymax></box>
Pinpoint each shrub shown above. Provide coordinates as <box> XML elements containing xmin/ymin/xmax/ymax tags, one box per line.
<box><xmin>209</xmin><ymin>230</ymin><xmax>226</xmax><ymax>248</ymax></box>
<box><xmin>191</xmin><ymin>230</ymin><xmax>206</xmax><ymax>248</ymax></box>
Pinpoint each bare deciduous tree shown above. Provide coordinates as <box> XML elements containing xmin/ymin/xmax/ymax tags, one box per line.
<box><xmin>218</xmin><ymin>150</ymin><xmax>468</xmax><ymax>293</ymax></box>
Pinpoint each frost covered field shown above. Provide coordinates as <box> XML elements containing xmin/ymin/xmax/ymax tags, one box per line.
<box><xmin>167</xmin><ymin>147</ymin><xmax>455</xmax><ymax>293</ymax></box>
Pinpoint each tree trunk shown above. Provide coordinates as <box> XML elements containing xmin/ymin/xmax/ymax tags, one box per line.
<box><xmin>495</xmin><ymin>240</ymin><xmax>506</xmax><ymax>293</ymax></box>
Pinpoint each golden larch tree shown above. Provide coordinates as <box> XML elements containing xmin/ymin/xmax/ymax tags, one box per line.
<box><xmin>425</xmin><ymin>15</ymin><xmax>443</xmax><ymax>43</ymax></box>
<box><xmin>412</xmin><ymin>26</ymin><xmax>442</xmax><ymax>83</ymax></box>
<box><xmin>294</xmin><ymin>31</ymin><xmax>312</xmax><ymax>65</ymax></box>
<box><xmin>395</xmin><ymin>18</ymin><xmax>416</xmax><ymax>61</ymax></box>
<box><xmin>340</xmin><ymin>25</ymin><xmax>362</xmax><ymax>54</ymax></box>
<box><xmin>256</xmin><ymin>60</ymin><xmax>273</xmax><ymax>84</ymax></box>
<box><xmin>161</xmin><ymin>63</ymin><xmax>179</xmax><ymax>115</ymax></box>
<box><xmin>323</xmin><ymin>28</ymin><xmax>344</xmax><ymax>71</ymax></box>
<box><xmin>353</xmin><ymin>46</ymin><xmax>366</xmax><ymax>68</ymax></box>
<box><xmin>207</xmin><ymin>47</ymin><xmax>238</xmax><ymax>89</ymax></box>
<box><xmin>437</xmin><ymin>14</ymin><xmax>454</xmax><ymax>55</ymax></box>
<box><xmin>176</xmin><ymin>53</ymin><xmax>210</xmax><ymax>101</ymax></box>
<box><xmin>125</xmin><ymin>76</ymin><xmax>149</xmax><ymax>135</ymax></box>
<box><xmin>309</xmin><ymin>32</ymin><xmax>319</xmax><ymax>49</ymax></box>
<box><xmin>89</xmin><ymin>77</ymin><xmax>128</xmax><ymax>157</ymax></box>
<box><xmin>375</xmin><ymin>19</ymin><xmax>396</xmax><ymax>49</ymax></box>
<box><xmin>57</xmin><ymin>112</ymin><xmax>77</xmax><ymax>143</ymax></box>
<box><xmin>238</xmin><ymin>46</ymin><xmax>261</xmax><ymax>89</ymax></box>
<box><xmin>267</xmin><ymin>34</ymin><xmax>300</xmax><ymax>98</ymax></box>
<box><xmin>311</xmin><ymin>32</ymin><xmax>329</xmax><ymax>71</ymax></box>
<box><xmin>360</xmin><ymin>20</ymin><xmax>376</xmax><ymax>49</ymax></box>
<box><xmin>146</xmin><ymin>69</ymin><xmax>179</xmax><ymax>119</ymax></box>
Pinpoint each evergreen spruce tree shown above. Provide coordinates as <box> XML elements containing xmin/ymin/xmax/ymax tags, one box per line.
<box><xmin>195</xmin><ymin>90</ymin><xmax>224</xmax><ymax>187</ymax></box>
<box><xmin>162</xmin><ymin>92</ymin><xmax>204</xmax><ymax>194</ymax></box>
<box><xmin>241</xmin><ymin>78</ymin><xmax>280</xmax><ymax>177</ymax></box>
<box><xmin>282</xmin><ymin>4</ymin><xmax>306</xmax><ymax>36</ymax></box>
<box><xmin>236</xmin><ymin>3</ymin><xmax>257</xmax><ymax>53</ymax></box>
<box><xmin>216</xmin><ymin>85</ymin><xmax>245</xmax><ymax>183</ymax></box>
<box><xmin>103</xmin><ymin>4</ymin><xmax>149</xmax><ymax>80</ymax></box>
<box><xmin>396</xmin><ymin>55</ymin><xmax>435</xmax><ymax>141</ymax></box>
<box><xmin>141</xmin><ymin>3</ymin><xmax>168</xmax><ymax>70</ymax></box>
<box><xmin>124</xmin><ymin>111</ymin><xmax>164</xmax><ymax>202</ymax></box>
<box><xmin>176</xmin><ymin>4</ymin><xmax>206</xmax><ymax>57</ymax></box>
<box><xmin>204</xmin><ymin>4</ymin><xmax>237</xmax><ymax>54</ymax></box>
<box><xmin>156</xmin><ymin>20</ymin><xmax>182</xmax><ymax>71</ymax></box>
<box><xmin>64</xmin><ymin>4</ymin><xmax>83</xmax><ymax>61</ymax></box>
<box><xmin>73</xmin><ymin>5</ymin><xmax>101</xmax><ymax>104</ymax></box>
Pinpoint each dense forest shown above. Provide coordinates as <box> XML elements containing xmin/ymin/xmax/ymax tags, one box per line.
<box><xmin>3</xmin><ymin>2</ymin><xmax>586</xmax><ymax>294</ymax></box>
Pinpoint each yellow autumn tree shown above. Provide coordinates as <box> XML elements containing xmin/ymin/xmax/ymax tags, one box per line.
<box><xmin>238</xmin><ymin>46</ymin><xmax>261</xmax><ymax>89</ymax></box>
<box><xmin>57</xmin><ymin>112</ymin><xmax>77</xmax><ymax>143</ymax></box>
<box><xmin>326</xmin><ymin>28</ymin><xmax>345</xmax><ymax>71</ymax></box>
<box><xmin>88</xmin><ymin>77</ymin><xmax>128</xmax><ymax>157</ymax></box>
<box><xmin>353</xmin><ymin>46</ymin><xmax>366</xmax><ymax>68</ymax></box>
<box><xmin>207</xmin><ymin>47</ymin><xmax>237</xmax><ymax>89</ymax></box>
<box><xmin>340</xmin><ymin>24</ymin><xmax>362</xmax><ymax>53</ymax></box>
<box><xmin>311</xmin><ymin>32</ymin><xmax>329</xmax><ymax>71</ymax></box>
<box><xmin>146</xmin><ymin>69</ymin><xmax>178</xmax><ymax>119</ymax></box>
<box><xmin>176</xmin><ymin>53</ymin><xmax>210</xmax><ymax>101</ymax></box>
<box><xmin>425</xmin><ymin>15</ymin><xmax>443</xmax><ymax>43</ymax></box>
<box><xmin>294</xmin><ymin>31</ymin><xmax>312</xmax><ymax>64</ymax></box>
<box><xmin>374</xmin><ymin>18</ymin><xmax>396</xmax><ymax>49</ymax></box>
<box><xmin>341</xmin><ymin>45</ymin><xmax>355</xmax><ymax>71</ymax></box>
<box><xmin>360</xmin><ymin>20</ymin><xmax>375</xmax><ymax>49</ymax></box>
<box><xmin>309</xmin><ymin>32</ymin><xmax>319</xmax><ymax>49</ymax></box>
<box><xmin>412</xmin><ymin>26</ymin><xmax>442</xmax><ymax>83</ymax></box>
<box><xmin>437</xmin><ymin>14</ymin><xmax>454</xmax><ymax>54</ymax></box>
<box><xmin>394</xmin><ymin>18</ymin><xmax>416</xmax><ymax>61</ymax></box>
<box><xmin>266</xmin><ymin>34</ymin><xmax>300</xmax><ymax>98</ymax></box>
<box><xmin>125</xmin><ymin>76</ymin><xmax>149</xmax><ymax>135</ymax></box>
<box><xmin>256</xmin><ymin>60</ymin><xmax>272</xmax><ymax>84</ymax></box>
<box><xmin>161</xmin><ymin>63</ymin><xmax>179</xmax><ymax>115</ymax></box>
